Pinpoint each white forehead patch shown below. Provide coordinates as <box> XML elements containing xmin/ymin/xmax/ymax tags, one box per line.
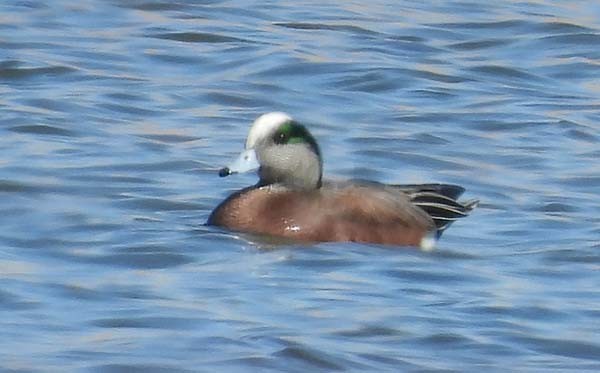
<box><xmin>245</xmin><ymin>112</ymin><xmax>292</xmax><ymax>149</ymax></box>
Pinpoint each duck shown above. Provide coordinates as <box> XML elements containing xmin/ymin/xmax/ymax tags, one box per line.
<box><xmin>207</xmin><ymin>112</ymin><xmax>478</xmax><ymax>249</ymax></box>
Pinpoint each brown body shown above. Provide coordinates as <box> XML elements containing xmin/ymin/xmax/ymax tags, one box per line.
<box><xmin>208</xmin><ymin>183</ymin><xmax>435</xmax><ymax>246</ymax></box>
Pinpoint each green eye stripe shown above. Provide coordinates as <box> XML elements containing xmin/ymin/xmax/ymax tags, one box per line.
<box><xmin>274</xmin><ymin>120</ymin><xmax>321</xmax><ymax>158</ymax></box>
<box><xmin>277</xmin><ymin>122</ymin><xmax>294</xmax><ymax>142</ymax></box>
<box><xmin>287</xmin><ymin>136</ymin><xmax>305</xmax><ymax>144</ymax></box>
<box><xmin>275</xmin><ymin>121</ymin><xmax>304</xmax><ymax>144</ymax></box>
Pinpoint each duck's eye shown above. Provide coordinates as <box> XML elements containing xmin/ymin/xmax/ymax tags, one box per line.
<box><xmin>274</xmin><ymin>131</ymin><xmax>288</xmax><ymax>145</ymax></box>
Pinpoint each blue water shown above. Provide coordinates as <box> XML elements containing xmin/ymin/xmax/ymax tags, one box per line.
<box><xmin>2</xmin><ymin>1</ymin><xmax>600</xmax><ymax>371</ymax></box>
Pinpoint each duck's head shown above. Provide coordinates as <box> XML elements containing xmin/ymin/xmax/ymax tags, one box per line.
<box><xmin>219</xmin><ymin>112</ymin><xmax>323</xmax><ymax>190</ymax></box>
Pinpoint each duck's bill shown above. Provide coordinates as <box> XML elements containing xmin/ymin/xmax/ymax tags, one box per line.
<box><xmin>218</xmin><ymin>148</ymin><xmax>259</xmax><ymax>177</ymax></box>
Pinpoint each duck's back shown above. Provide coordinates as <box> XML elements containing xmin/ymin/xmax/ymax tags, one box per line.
<box><xmin>208</xmin><ymin>182</ymin><xmax>439</xmax><ymax>246</ymax></box>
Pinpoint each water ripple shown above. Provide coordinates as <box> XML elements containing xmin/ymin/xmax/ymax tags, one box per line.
<box><xmin>149</xmin><ymin>32</ymin><xmax>249</xmax><ymax>44</ymax></box>
<box><xmin>275</xmin><ymin>22</ymin><xmax>379</xmax><ymax>36</ymax></box>
<box><xmin>511</xmin><ymin>335</ymin><xmax>600</xmax><ymax>362</ymax></box>
<box><xmin>9</xmin><ymin>124</ymin><xmax>77</xmax><ymax>137</ymax></box>
<box><xmin>90</xmin><ymin>364</ymin><xmax>194</xmax><ymax>373</ymax></box>
<box><xmin>77</xmin><ymin>247</ymin><xmax>194</xmax><ymax>269</ymax></box>
<box><xmin>0</xmin><ymin>63</ymin><xmax>77</xmax><ymax>80</ymax></box>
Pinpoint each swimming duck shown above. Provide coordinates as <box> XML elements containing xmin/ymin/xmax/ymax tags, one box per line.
<box><xmin>208</xmin><ymin>112</ymin><xmax>478</xmax><ymax>249</ymax></box>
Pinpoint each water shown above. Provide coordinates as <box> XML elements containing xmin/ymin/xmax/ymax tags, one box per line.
<box><xmin>1</xmin><ymin>0</ymin><xmax>600</xmax><ymax>371</ymax></box>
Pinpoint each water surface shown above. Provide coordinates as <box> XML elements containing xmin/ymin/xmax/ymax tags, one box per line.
<box><xmin>1</xmin><ymin>1</ymin><xmax>600</xmax><ymax>372</ymax></box>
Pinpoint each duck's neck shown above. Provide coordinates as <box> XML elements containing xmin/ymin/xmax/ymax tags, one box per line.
<box><xmin>257</xmin><ymin>145</ymin><xmax>322</xmax><ymax>190</ymax></box>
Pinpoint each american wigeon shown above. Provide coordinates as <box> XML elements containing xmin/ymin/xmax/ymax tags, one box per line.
<box><xmin>208</xmin><ymin>112</ymin><xmax>478</xmax><ymax>249</ymax></box>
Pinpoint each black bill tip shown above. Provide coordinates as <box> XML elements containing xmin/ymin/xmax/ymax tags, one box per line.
<box><xmin>218</xmin><ymin>167</ymin><xmax>231</xmax><ymax>177</ymax></box>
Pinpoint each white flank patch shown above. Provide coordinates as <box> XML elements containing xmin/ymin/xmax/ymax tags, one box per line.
<box><xmin>420</xmin><ymin>232</ymin><xmax>437</xmax><ymax>252</ymax></box>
